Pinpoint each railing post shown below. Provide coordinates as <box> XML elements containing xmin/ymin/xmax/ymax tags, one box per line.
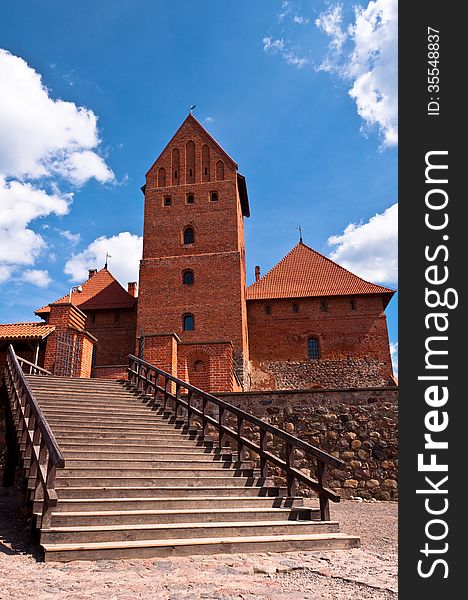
<box><xmin>202</xmin><ymin>397</ymin><xmax>209</xmax><ymax>438</ymax></box>
<box><xmin>163</xmin><ymin>377</ymin><xmax>169</xmax><ymax>411</ymax></box>
<box><xmin>218</xmin><ymin>406</ymin><xmax>225</xmax><ymax>448</ymax></box>
<box><xmin>260</xmin><ymin>429</ymin><xmax>268</xmax><ymax>479</ymax></box>
<box><xmin>237</xmin><ymin>416</ymin><xmax>245</xmax><ymax>462</ymax></box>
<box><xmin>175</xmin><ymin>383</ymin><xmax>181</xmax><ymax>419</ymax></box>
<box><xmin>316</xmin><ymin>460</ymin><xmax>330</xmax><ymax>521</ymax></box>
<box><xmin>187</xmin><ymin>390</ymin><xmax>193</xmax><ymax>428</ymax></box>
<box><xmin>285</xmin><ymin>442</ymin><xmax>297</xmax><ymax>497</ymax></box>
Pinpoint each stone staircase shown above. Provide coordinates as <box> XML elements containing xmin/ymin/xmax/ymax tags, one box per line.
<box><xmin>22</xmin><ymin>374</ymin><xmax>359</xmax><ymax>561</ymax></box>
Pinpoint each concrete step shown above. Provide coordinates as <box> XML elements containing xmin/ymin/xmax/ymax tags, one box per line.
<box><xmin>41</xmin><ymin>520</ymin><xmax>340</xmax><ymax>544</ymax></box>
<box><xmin>57</xmin><ymin>467</ymin><xmax>258</xmax><ymax>478</ymax></box>
<box><xmin>56</xmin><ymin>443</ymin><xmax>231</xmax><ymax>453</ymax></box>
<box><xmin>50</xmin><ymin>496</ymin><xmax>306</xmax><ymax>513</ymax></box>
<box><xmin>55</xmin><ymin>485</ymin><xmax>281</xmax><ymax>499</ymax></box>
<box><xmin>42</xmin><ymin>533</ymin><xmax>360</xmax><ymax>562</ymax></box>
<box><xmin>50</xmin><ymin>506</ymin><xmax>315</xmax><ymax>527</ymax></box>
<box><xmin>57</xmin><ymin>474</ymin><xmax>263</xmax><ymax>487</ymax></box>
<box><xmin>43</xmin><ymin>418</ymin><xmax>177</xmax><ymax>430</ymax></box>
<box><xmin>59</xmin><ymin>451</ymin><xmax>236</xmax><ymax>461</ymax></box>
<box><xmin>50</xmin><ymin>428</ymin><xmax>202</xmax><ymax>438</ymax></box>
<box><xmin>63</xmin><ymin>458</ymin><xmax>247</xmax><ymax>469</ymax></box>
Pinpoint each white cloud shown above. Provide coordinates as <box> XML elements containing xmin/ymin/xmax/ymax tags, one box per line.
<box><xmin>64</xmin><ymin>232</ymin><xmax>142</xmax><ymax>286</ymax></box>
<box><xmin>390</xmin><ymin>341</ymin><xmax>398</xmax><ymax>376</ymax></box>
<box><xmin>315</xmin><ymin>0</ymin><xmax>397</xmax><ymax>147</ymax></box>
<box><xmin>21</xmin><ymin>269</ymin><xmax>52</xmax><ymax>288</ymax></box>
<box><xmin>293</xmin><ymin>16</ymin><xmax>310</xmax><ymax>24</ymax></box>
<box><xmin>327</xmin><ymin>203</ymin><xmax>397</xmax><ymax>284</ymax></box>
<box><xmin>59</xmin><ymin>229</ymin><xmax>81</xmax><ymax>245</ymax></box>
<box><xmin>262</xmin><ymin>36</ymin><xmax>309</xmax><ymax>68</ymax></box>
<box><xmin>0</xmin><ymin>48</ymin><xmax>114</xmax><ymax>286</ymax></box>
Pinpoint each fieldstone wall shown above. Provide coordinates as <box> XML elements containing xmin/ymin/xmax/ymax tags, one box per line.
<box><xmin>250</xmin><ymin>358</ymin><xmax>390</xmax><ymax>390</ymax></box>
<box><xmin>0</xmin><ymin>391</ymin><xmax>6</xmax><ymax>482</ymax></box>
<box><xmin>219</xmin><ymin>387</ymin><xmax>398</xmax><ymax>500</ymax></box>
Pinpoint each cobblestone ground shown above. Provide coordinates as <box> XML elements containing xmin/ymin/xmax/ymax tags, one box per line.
<box><xmin>0</xmin><ymin>489</ymin><xmax>397</xmax><ymax>599</ymax></box>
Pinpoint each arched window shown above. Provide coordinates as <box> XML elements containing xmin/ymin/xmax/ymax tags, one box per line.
<box><xmin>202</xmin><ymin>144</ymin><xmax>210</xmax><ymax>181</ymax></box>
<box><xmin>157</xmin><ymin>167</ymin><xmax>166</xmax><ymax>187</ymax></box>
<box><xmin>216</xmin><ymin>160</ymin><xmax>225</xmax><ymax>181</ymax></box>
<box><xmin>183</xmin><ymin>314</ymin><xmax>195</xmax><ymax>331</ymax></box>
<box><xmin>264</xmin><ymin>304</ymin><xmax>272</xmax><ymax>315</ymax></box>
<box><xmin>182</xmin><ymin>270</ymin><xmax>194</xmax><ymax>285</ymax></box>
<box><xmin>186</xmin><ymin>140</ymin><xmax>195</xmax><ymax>183</ymax></box>
<box><xmin>186</xmin><ymin>193</ymin><xmax>195</xmax><ymax>204</ymax></box>
<box><xmin>183</xmin><ymin>226</ymin><xmax>195</xmax><ymax>245</ymax></box>
<box><xmin>172</xmin><ymin>148</ymin><xmax>180</xmax><ymax>185</ymax></box>
<box><xmin>308</xmin><ymin>337</ymin><xmax>320</xmax><ymax>360</ymax></box>
<box><xmin>194</xmin><ymin>359</ymin><xmax>204</xmax><ymax>372</ymax></box>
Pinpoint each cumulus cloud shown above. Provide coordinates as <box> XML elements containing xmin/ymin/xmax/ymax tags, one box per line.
<box><xmin>327</xmin><ymin>203</ymin><xmax>397</xmax><ymax>284</ymax></box>
<box><xmin>64</xmin><ymin>232</ymin><xmax>143</xmax><ymax>286</ymax></box>
<box><xmin>59</xmin><ymin>229</ymin><xmax>81</xmax><ymax>245</ymax></box>
<box><xmin>316</xmin><ymin>0</ymin><xmax>398</xmax><ymax>147</ymax></box>
<box><xmin>21</xmin><ymin>269</ymin><xmax>52</xmax><ymax>288</ymax></box>
<box><xmin>0</xmin><ymin>48</ymin><xmax>114</xmax><ymax>286</ymax></box>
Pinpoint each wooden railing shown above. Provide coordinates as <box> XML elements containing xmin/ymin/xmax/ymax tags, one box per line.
<box><xmin>17</xmin><ymin>356</ymin><xmax>52</xmax><ymax>376</ymax></box>
<box><xmin>3</xmin><ymin>345</ymin><xmax>64</xmax><ymax>528</ymax></box>
<box><xmin>128</xmin><ymin>354</ymin><xmax>344</xmax><ymax>520</ymax></box>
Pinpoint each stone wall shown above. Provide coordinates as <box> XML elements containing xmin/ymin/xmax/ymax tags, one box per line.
<box><xmin>250</xmin><ymin>358</ymin><xmax>390</xmax><ymax>390</ymax></box>
<box><xmin>218</xmin><ymin>387</ymin><xmax>398</xmax><ymax>500</ymax></box>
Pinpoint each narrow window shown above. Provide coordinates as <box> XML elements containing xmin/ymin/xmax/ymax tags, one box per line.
<box><xmin>91</xmin><ymin>313</ymin><xmax>96</xmax><ymax>324</ymax></box>
<box><xmin>216</xmin><ymin>160</ymin><xmax>225</xmax><ymax>181</ymax></box>
<box><xmin>194</xmin><ymin>360</ymin><xmax>204</xmax><ymax>372</ymax></box>
<box><xmin>182</xmin><ymin>270</ymin><xmax>194</xmax><ymax>285</ymax></box>
<box><xmin>210</xmin><ymin>191</ymin><xmax>219</xmax><ymax>202</ymax></box>
<box><xmin>202</xmin><ymin>144</ymin><xmax>210</xmax><ymax>181</ymax></box>
<box><xmin>172</xmin><ymin>148</ymin><xmax>180</xmax><ymax>185</ymax></box>
<box><xmin>186</xmin><ymin>193</ymin><xmax>195</xmax><ymax>204</ymax></box>
<box><xmin>164</xmin><ymin>196</ymin><xmax>171</xmax><ymax>206</ymax></box>
<box><xmin>183</xmin><ymin>314</ymin><xmax>195</xmax><ymax>331</ymax></box>
<box><xmin>264</xmin><ymin>304</ymin><xmax>272</xmax><ymax>315</ymax></box>
<box><xmin>320</xmin><ymin>301</ymin><xmax>328</xmax><ymax>312</ymax></box>
<box><xmin>183</xmin><ymin>227</ymin><xmax>195</xmax><ymax>245</ymax></box>
<box><xmin>308</xmin><ymin>337</ymin><xmax>319</xmax><ymax>359</ymax></box>
<box><xmin>186</xmin><ymin>140</ymin><xmax>195</xmax><ymax>183</ymax></box>
<box><xmin>350</xmin><ymin>299</ymin><xmax>356</xmax><ymax>310</ymax></box>
<box><xmin>158</xmin><ymin>167</ymin><xmax>166</xmax><ymax>187</ymax></box>
<box><xmin>292</xmin><ymin>303</ymin><xmax>300</xmax><ymax>313</ymax></box>
<box><xmin>114</xmin><ymin>311</ymin><xmax>120</xmax><ymax>323</ymax></box>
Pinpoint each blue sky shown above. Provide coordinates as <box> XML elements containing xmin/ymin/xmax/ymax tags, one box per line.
<box><xmin>0</xmin><ymin>0</ymin><xmax>397</xmax><ymax>367</ymax></box>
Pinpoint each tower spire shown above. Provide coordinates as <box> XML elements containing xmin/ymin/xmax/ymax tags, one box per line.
<box><xmin>297</xmin><ymin>225</ymin><xmax>303</xmax><ymax>243</ymax></box>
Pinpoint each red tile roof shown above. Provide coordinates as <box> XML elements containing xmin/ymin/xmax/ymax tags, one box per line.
<box><xmin>247</xmin><ymin>242</ymin><xmax>395</xmax><ymax>303</ymax></box>
<box><xmin>0</xmin><ymin>322</ymin><xmax>56</xmax><ymax>341</ymax></box>
<box><xmin>35</xmin><ymin>267</ymin><xmax>136</xmax><ymax>315</ymax></box>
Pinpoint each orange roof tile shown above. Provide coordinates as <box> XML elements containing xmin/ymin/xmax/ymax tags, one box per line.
<box><xmin>247</xmin><ymin>242</ymin><xmax>395</xmax><ymax>303</ymax></box>
<box><xmin>0</xmin><ymin>322</ymin><xmax>55</xmax><ymax>341</ymax></box>
<box><xmin>35</xmin><ymin>267</ymin><xmax>136</xmax><ymax>315</ymax></box>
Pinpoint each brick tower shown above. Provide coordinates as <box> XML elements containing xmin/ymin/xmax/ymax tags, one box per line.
<box><xmin>136</xmin><ymin>114</ymin><xmax>250</xmax><ymax>391</ymax></box>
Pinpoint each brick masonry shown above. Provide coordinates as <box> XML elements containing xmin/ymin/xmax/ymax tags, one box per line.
<box><xmin>218</xmin><ymin>387</ymin><xmax>398</xmax><ymax>500</ymax></box>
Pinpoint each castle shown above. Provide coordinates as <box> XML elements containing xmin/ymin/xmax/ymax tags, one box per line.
<box><xmin>0</xmin><ymin>115</ymin><xmax>395</xmax><ymax>392</ymax></box>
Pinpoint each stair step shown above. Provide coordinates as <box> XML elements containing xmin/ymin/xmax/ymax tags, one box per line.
<box><xmin>41</xmin><ymin>520</ymin><xmax>340</xmax><ymax>544</ymax></box>
<box><xmin>51</xmin><ymin>496</ymin><xmax>306</xmax><ymax>512</ymax></box>
<box><xmin>63</xmin><ymin>459</ymin><xmax>246</xmax><ymax>468</ymax></box>
<box><xmin>42</xmin><ymin>533</ymin><xmax>360</xmax><ymax>562</ymax></box>
<box><xmin>51</xmin><ymin>506</ymin><xmax>315</xmax><ymax>526</ymax></box>
<box><xmin>56</xmin><ymin>476</ymin><xmax>266</xmax><ymax>488</ymax></box>
<box><xmin>55</xmin><ymin>486</ymin><xmax>284</xmax><ymax>499</ymax></box>
<box><xmin>57</xmin><ymin>467</ymin><xmax>258</xmax><ymax>478</ymax></box>
<box><xmin>60</xmin><ymin>451</ymin><xmax>236</xmax><ymax>461</ymax></box>
<box><xmin>56</xmin><ymin>443</ymin><xmax>230</xmax><ymax>453</ymax></box>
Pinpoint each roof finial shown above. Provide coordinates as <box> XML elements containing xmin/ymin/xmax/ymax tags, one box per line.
<box><xmin>104</xmin><ymin>252</ymin><xmax>112</xmax><ymax>269</ymax></box>
<box><xmin>189</xmin><ymin>104</ymin><xmax>196</xmax><ymax>114</ymax></box>
<box><xmin>297</xmin><ymin>225</ymin><xmax>303</xmax><ymax>244</ymax></box>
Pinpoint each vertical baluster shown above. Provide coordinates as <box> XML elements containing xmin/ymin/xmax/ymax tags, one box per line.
<box><xmin>237</xmin><ymin>416</ymin><xmax>245</xmax><ymax>462</ymax></box>
<box><xmin>260</xmin><ymin>429</ymin><xmax>268</xmax><ymax>479</ymax></box>
<box><xmin>218</xmin><ymin>406</ymin><xmax>225</xmax><ymax>447</ymax></box>
<box><xmin>187</xmin><ymin>390</ymin><xmax>193</xmax><ymax>428</ymax></box>
<box><xmin>163</xmin><ymin>377</ymin><xmax>169</xmax><ymax>411</ymax></box>
<box><xmin>202</xmin><ymin>397</ymin><xmax>208</xmax><ymax>438</ymax></box>
<box><xmin>316</xmin><ymin>460</ymin><xmax>330</xmax><ymax>521</ymax></box>
<box><xmin>285</xmin><ymin>442</ymin><xmax>297</xmax><ymax>497</ymax></box>
<box><xmin>175</xmin><ymin>383</ymin><xmax>181</xmax><ymax>420</ymax></box>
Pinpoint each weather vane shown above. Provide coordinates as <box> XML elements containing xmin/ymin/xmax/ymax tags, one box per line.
<box><xmin>189</xmin><ymin>104</ymin><xmax>196</xmax><ymax>114</ymax></box>
<box><xmin>297</xmin><ymin>225</ymin><xmax>303</xmax><ymax>243</ymax></box>
<box><xmin>104</xmin><ymin>252</ymin><xmax>112</xmax><ymax>269</ymax></box>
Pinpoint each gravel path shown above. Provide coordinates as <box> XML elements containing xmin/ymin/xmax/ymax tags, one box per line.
<box><xmin>0</xmin><ymin>488</ymin><xmax>397</xmax><ymax>599</ymax></box>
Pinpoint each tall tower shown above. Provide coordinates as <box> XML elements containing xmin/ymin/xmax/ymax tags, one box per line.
<box><xmin>136</xmin><ymin>114</ymin><xmax>250</xmax><ymax>391</ymax></box>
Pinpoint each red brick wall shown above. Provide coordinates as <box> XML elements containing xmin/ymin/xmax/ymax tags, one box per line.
<box><xmin>93</xmin><ymin>365</ymin><xmax>127</xmax><ymax>380</ymax></box>
<box><xmin>247</xmin><ymin>295</ymin><xmax>393</xmax><ymax>389</ymax></box>
<box><xmin>137</xmin><ymin>116</ymin><xmax>249</xmax><ymax>385</ymax></box>
<box><xmin>77</xmin><ymin>334</ymin><xmax>94</xmax><ymax>378</ymax></box>
<box><xmin>178</xmin><ymin>342</ymin><xmax>233</xmax><ymax>393</ymax></box>
<box><xmin>85</xmin><ymin>308</ymin><xmax>137</xmax><ymax>367</ymax></box>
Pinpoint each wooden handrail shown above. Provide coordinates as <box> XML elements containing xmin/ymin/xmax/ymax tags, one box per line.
<box><xmin>17</xmin><ymin>356</ymin><xmax>52</xmax><ymax>376</ymax></box>
<box><xmin>3</xmin><ymin>345</ymin><xmax>64</xmax><ymax>529</ymax></box>
<box><xmin>127</xmin><ymin>354</ymin><xmax>343</xmax><ymax>520</ymax></box>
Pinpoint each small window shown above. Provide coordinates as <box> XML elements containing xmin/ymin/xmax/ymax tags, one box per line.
<box><xmin>320</xmin><ymin>301</ymin><xmax>328</xmax><ymax>312</ymax></box>
<box><xmin>183</xmin><ymin>314</ymin><xmax>195</xmax><ymax>331</ymax></box>
<box><xmin>91</xmin><ymin>313</ymin><xmax>96</xmax><ymax>324</ymax></box>
<box><xmin>186</xmin><ymin>193</ymin><xmax>195</xmax><ymax>204</ymax></box>
<box><xmin>114</xmin><ymin>311</ymin><xmax>120</xmax><ymax>323</ymax></box>
<box><xmin>183</xmin><ymin>270</ymin><xmax>194</xmax><ymax>285</ymax></box>
<box><xmin>264</xmin><ymin>305</ymin><xmax>272</xmax><ymax>315</ymax></box>
<box><xmin>210</xmin><ymin>191</ymin><xmax>218</xmax><ymax>202</ymax></box>
<box><xmin>194</xmin><ymin>360</ymin><xmax>204</xmax><ymax>372</ymax></box>
<box><xmin>164</xmin><ymin>196</ymin><xmax>172</xmax><ymax>207</ymax></box>
<box><xmin>204</xmin><ymin>167</ymin><xmax>208</xmax><ymax>175</ymax></box>
<box><xmin>174</xmin><ymin>170</ymin><xmax>178</xmax><ymax>180</ymax></box>
<box><xmin>308</xmin><ymin>337</ymin><xmax>319</xmax><ymax>359</ymax></box>
<box><xmin>183</xmin><ymin>227</ymin><xmax>195</xmax><ymax>245</ymax></box>
<box><xmin>350</xmin><ymin>300</ymin><xmax>356</xmax><ymax>310</ymax></box>
<box><xmin>292</xmin><ymin>303</ymin><xmax>300</xmax><ymax>313</ymax></box>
